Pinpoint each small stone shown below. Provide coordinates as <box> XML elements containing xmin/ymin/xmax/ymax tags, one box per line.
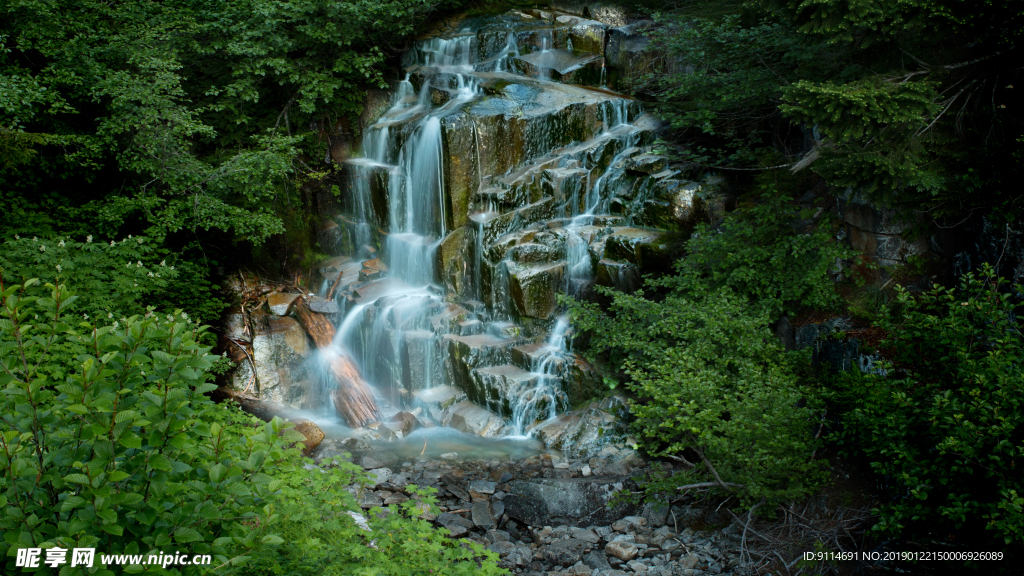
<box><xmin>570</xmin><ymin>527</ymin><xmax>600</xmax><ymax>543</ymax></box>
<box><xmin>470</xmin><ymin>480</ymin><xmax>498</xmax><ymax>495</ymax></box>
<box><xmin>626</xmin><ymin>560</ymin><xmax>647</xmax><ymax>572</ymax></box>
<box><xmin>583</xmin><ymin>551</ymin><xmax>611</xmax><ymax>571</ymax></box>
<box><xmin>661</xmin><ymin>540</ymin><xmax>681</xmax><ymax>553</ymax></box>
<box><xmin>678</xmin><ymin>555</ymin><xmax>699</xmax><ymax>570</ymax></box>
<box><xmin>485</xmin><ymin>529</ymin><xmax>511</xmax><ymax>543</ymax></box>
<box><xmin>487</xmin><ymin>541</ymin><xmax>518</xmax><ymax>556</ymax></box>
<box><xmin>383</xmin><ymin>492</ymin><xmax>408</xmax><ymax>505</ymax></box>
<box><xmin>605</xmin><ymin>541</ymin><xmax>638</xmax><ymax>561</ymax></box>
<box><xmin>358</xmin><ymin>491</ymin><xmax>383</xmax><ymax>509</ymax></box>
<box><xmin>473</xmin><ymin>500</ymin><xmax>496</xmax><ymax>530</ymax></box>
<box><xmin>641</xmin><ymin>502</ymin><xmax>669</xmax><ymax>528</ymax></box>
<box><xmin>366</xmin><ymin>467</ymin><xmax>393</xmax><ymax>487</ymax></box>
<box><xmin>492</xmin><ymin>499</ymin><xmax>506</xmax><ymax>520</ymax></box>
<box><xmin>544</xmin><ymin>538</ymin><xmax>587</xmax><ymax>566</ymax></box>
<box><xmin>570</xmin><ymin>561</ymin><xmax>593</xmax><ymax>575</ymax></box>
<box><xmin>581</xmin><ymin>464</ymin><xmax>592</xmax><ymax>476</ymax></box>
<box><xmin>440</xmin><ymin>452</ymin><xmax>459</xmax><ymax>460</ymax></box>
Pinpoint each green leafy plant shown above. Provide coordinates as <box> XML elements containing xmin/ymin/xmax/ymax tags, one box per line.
<box><xmin>0</xmin><ymin>277</ymin><xmax>504</xmax><ymax>575</ymax></box>
<box><xmin>835</xmin><ymin>265</ymin><xmax>1024</xmax><ymax>547</ymax></box>
<box><xmin>571</xmin><ymin>286</ymin><xmax>826</xmax><ymax>508</ymax></box>
<box><xmin>241</xmin><ymin>470</ymin><xmax>506</xmax><ymax>576</ymax></box>
<box><xmin>658</xmin><ymin>192</ymin><xmax>854</xmax><ymax>321</ymax></box>
<box><xmin>0</xmin><ymin>278</ymin><xmax>293</xmax><ymax>574</ymax></box>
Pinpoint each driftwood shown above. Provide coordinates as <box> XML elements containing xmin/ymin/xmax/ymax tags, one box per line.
<box><xmin>293</xmin><ymin>296</ymin><xmax>380</xmax><ymax>427</ymax></box>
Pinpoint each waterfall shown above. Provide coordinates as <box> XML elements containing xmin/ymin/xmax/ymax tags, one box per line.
<box><xmin>316</xmin><ymin>14</ymin><xmax>660</xmax><ymax>443</ymax></box>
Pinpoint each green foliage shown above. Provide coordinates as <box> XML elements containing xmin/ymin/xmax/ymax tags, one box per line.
<box><xmin>640</xmin><ymin>13</ymin><xmax>837</xmax><ymax>166</ymax></box>
<box><xmin>0</xmin><ymin>235</ymin><xmax>226</xmax><ymax>325</ymax></box>
<box><xmin>834</xmin><ymin>266</ymin><xmax>1024</xmax><ymax>546</ymax></box>
<box><xmin>241</xmin><ymin>468</ymin><xmax>506</xmax><ymax>576</ymax></box>
<box><xmin>569</xmin><ymin>197</ymin><xmax>848</xmax><ymax>507</ymax></box>
<box><xmin>0</xmin><ymin>0</ymin><xmax>454</xmax><ymax>243</ymax></box>
<box><xmin>640</xmin><ymin>0</ymin><xmax>1022</xmax><ymax>221</ymax></box>
<box><xmin>0</xmin><ymin>278</ymin><xmax>288</xmax><ymax>574</ymax></box>
<box><xmin>658</xmin><ymin>193</ymin><xmax>854</xmax><ymax>320</ymax></box>
<box><xmin>0</xmin><ymin>235</ymin><xmax>173</xmax><ymax>320</ymax></box>
<box><xmin>571</xmin><ymin>286</ymin><xmax>826</xmax><ymax>507</ymax></box>
<box><xmin>0</xmin><ymin>277</ymin><xmax>505</xmax><ymax>575</ymax></box>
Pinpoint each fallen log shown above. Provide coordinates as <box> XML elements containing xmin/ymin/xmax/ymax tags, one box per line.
<box><xmin>293</xmin><ymin>296</ymin><xmax>380</xmax><ymax>427</ymax></box>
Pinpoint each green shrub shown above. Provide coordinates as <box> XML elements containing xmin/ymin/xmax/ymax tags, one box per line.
<box><xmin>571</xmin><ymin>287</ymin><xmax>826</xmax><ymax>507</ymax></box>
<box><xmin>0</xmin><ymin>235</ymin><xmax>172</xmax><ymax>319</ymax></box>
<box><xmin>0</xmin><ymin>234</ymin><xmax>227</xmax><ymax>327</ymax></box>
<box><xmin>0</xmin><ymin>278</ymin><xmax>285</xmax><ymax>574</ymax></box>
<box><xmin>657</xmin><ymin>192</ymin><xmax>853</xmax><ymax>321</ymax></box>
<box><xmin>242</xmin><ymin>467</ymin><xmax>505</xmax><ymax>576</ymax></box>
<box><xmin>0</xmin><ymin>278</ymin><xmax>504</xmax><ymax>575</ymax></box>
<box><xmin>836</xmin><ymin>265</ymin><xmax>1024</xmax><ymax>546</ymax></box>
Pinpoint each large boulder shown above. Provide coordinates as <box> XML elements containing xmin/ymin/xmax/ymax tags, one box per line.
<box><xmin>504</xmin><ymin>476</ymin><xmax>637</xmax><ymax>527</ymax></box>
<box><xmin>228</xmin><ymin>314</ymin><xmax>314</xmax><ymax>408</ymax></box>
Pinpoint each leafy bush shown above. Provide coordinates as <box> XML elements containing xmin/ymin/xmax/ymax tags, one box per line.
<box><xmin>0</xmin><ymin>278</ymin><xmax>282</xmax><ymax>574</ymax></box>
<box><xmin>0</xmin><ymin>278</ymin><xmax>504</xmax><ymax>575</ymax></box>
<box><xmin>241</xmin><ymin>466</ymin><xmax>504</xmax><ymax>576</ymax></box>
<box><xmin>0</xmin><ymin>235</ymin><xmax>171</xmax><ymax>319</ymax></box>
<box><xmin>0</xmin><ymin>234</ymin><xmax>226</xmax><ymax>326</ymax></box>
<box><xmin>657</xmin><ymin>193</ymin><xmax>853</xmax><ymax>320</ymax></box>
<box><xmin>571</xmin><ymin>286</ymin><xmax>826</xmax><ymax>507</ymax></box>
<box><xmin>835</xmin><ymin>266</ymin><xmax>1024</xmax><ymax>546</ymax></box>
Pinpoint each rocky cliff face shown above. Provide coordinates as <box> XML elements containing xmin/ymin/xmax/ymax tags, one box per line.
<box><xmin>224</xmin><ymin>7</ymin><xmax>733</xmax><ymax>458</ymax></box>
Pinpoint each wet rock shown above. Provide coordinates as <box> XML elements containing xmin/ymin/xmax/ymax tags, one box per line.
<box><xmin>444</xmin><ymin>401</ymin><xmax>509</xmax><ymax>437</ymax></box>
<box><xmin>389</xmin><ymin>411</ymin><xmax>422</xmax><ymax>436</ymax></box>
<box><xmin>544</xmin><ymin>538</ymin><xmax>588</xmax><ymax>566</ymax></box>
<box><xmin>413</xmin><ymin>386</ymin><xmax>467</xmax><ymax>421</ymax></box>
<box><xmin>308</xmin><ymin>299</ymin><xmax>340</xmax><ymax>314</ymax></box>
<box><xmin>625</xmin><ymin>154</ymin><xmax>666</xmax><ymax>174</ymax></box>
<box><xmin>467</xmin><ymin>364</ymin><xmax>544</xmax><ymax>417</ymax></box>
<box><xmin>509</xmin><ymin>261</ymin><xmax>567</xmax><ymax>319</ymax></box>
<box><xmin>441</xmin><ymin>113</ymin><xmax>479</xmax><ymax>230</ymax></box>
<box><xmin>605</xmin><ymin>541</ymin><xmax>638</xmax><ymax>561</ymax></box>
<box><xmin>504</xmin><ymin>477</ymin><xmax>637</xmax><ymax>527</ymax></box>
<box><xmin>604</xmin><ymin>228</ymin><xmax>669</xmax><ymax>273</ymax></box>
<box><xmin>595</xmin><ymin>258</ymin><xmax>639</xmax><ymax>293</ymax></box>
<box><xmin>472</xmin><ymin>500</ymin><xmax>496</xmax><ymax>530</ymax></box>
<box><xmin>438</xmin><ymin>227</ymin><xmax>471</xmax><ymax>298</ymax></box>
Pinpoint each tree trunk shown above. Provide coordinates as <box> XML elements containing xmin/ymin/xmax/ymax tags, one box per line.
<box><xmin>293</xmin><ymin>296</ymin><xmax>380</xmax><ymax>427</ymax></box>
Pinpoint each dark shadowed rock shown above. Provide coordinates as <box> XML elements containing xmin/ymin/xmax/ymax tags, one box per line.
<box><xmin>472</xmin><ymin>500</ymin><xmax>496</xmax><ymax>530</ymax></box>
<box><xmin>544</xmin><ymin>538</ymin><xmax>588</xmax><ymax>566</ymax></box>
<box><xmin>584</xmin><ymin>550</ymin><xmax>612</xmax><ymax>570</ymax></box>
<box><xmin>504</xmin><ymin>476</ymin><xmax>636</xmax><ymax>527</ymax></box>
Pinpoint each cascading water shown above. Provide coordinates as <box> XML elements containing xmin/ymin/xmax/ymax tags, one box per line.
<box><xmin>314</xmin><ymin>12</ymin><xmax>666</xmax><ymax>448</ymax></box>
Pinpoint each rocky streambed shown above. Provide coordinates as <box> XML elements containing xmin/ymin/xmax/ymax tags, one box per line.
<box><xmin>310</xmin><ymin>442</ymin><xmax>757</xmax><ymax>576</ymax></box>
